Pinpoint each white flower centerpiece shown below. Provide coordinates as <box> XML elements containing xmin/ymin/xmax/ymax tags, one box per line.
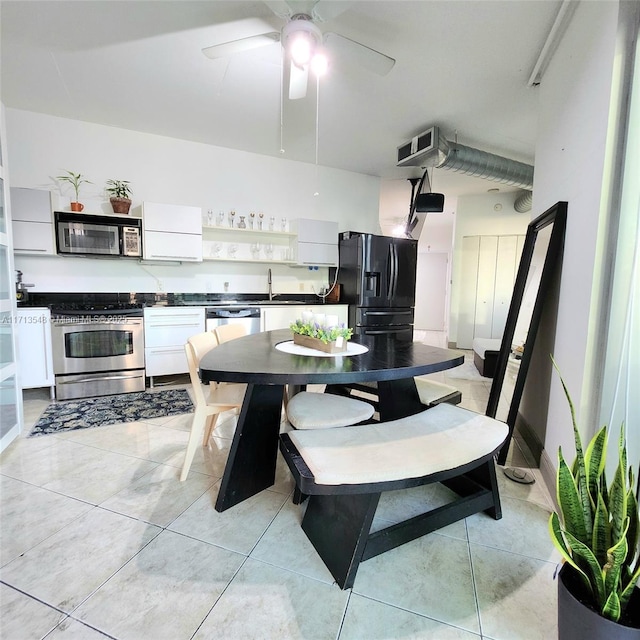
<box><xmin>290</xmin><ymin>312</ymin><xmax>353</xmax><ymax>354</ymax></box>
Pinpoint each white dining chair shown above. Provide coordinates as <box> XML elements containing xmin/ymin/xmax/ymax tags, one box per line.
<box><xmin>213</xmin><ymin>323</ymin><xmax>247</xmax><ymax>344</ymax></box>
<box><xmin>180</xmin><ymin>332</ymin><xmax>246</xmax><ymax>481</ymax></box>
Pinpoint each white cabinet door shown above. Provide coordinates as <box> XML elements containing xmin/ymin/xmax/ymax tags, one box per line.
<box><xmin>12</xmin><ymin>220</ymin><xmax>55</xmax><ymax>254</ymax></box>
<box><xmin>139</xmin><ymin>202</ymin><xmax>203</xmax><ymax>262</ymax></box>
<box><xmin>16</xmin><ymin>308</ymin><xmax>54</xmax><ymax>390</ymax></box>
<box><xmin>143</xmin><ymin>231</ymin><xmax>203</xmax><ymax>262</ymax></box>
<box><xmin>296</xmin><ymin>242</ymin><xmax>339</xmax><ymax>267</ymax></box>
<box><xmin>143</xmin><ymin>307</ymin><xmax>205</xmax><ymax>379</ymax></box>
<box><xmin>142</xmin><ymin>202</ymin><xmax>201</xmax><ymax>234</ymax></box>
<box><xmin>10</xmin><ymin>188</ymin><xmax>54</xmax><ymax>254</ymax></box>
<box><xmin>290</xmin><ymin>219</ymin><xmax>339</xmax><ymax>267</ymax></box>
<box><xmin>10</xmin><ymin>187</ymin><xmax>52</xmax><ymax>223</ymax></box>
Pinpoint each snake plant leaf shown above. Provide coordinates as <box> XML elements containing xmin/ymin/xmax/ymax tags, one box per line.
<box><xmin>592</xmin><ymin>491</ymin><xmax>611</xmax><ymax>566</ymax></box>
<box><xmin>549</xmin><ymin>513</ymin><xmax>592</xmax><ymax>592</ymax></box>
<box><xmin>557</xmin><ymin>449</ymin><xmax>590</xmax><ymax>544</ymax></box>
<box><xmin>602</xmin><ymin>590</ymin><xmax>621</xmax><ymax>623</ymax></box>
<box><xmin>563</xmin><ymin>529</ymin><xmax>606</xmax><ymax>607</ymax></box>
<box><xmin>604</xmin><ymin>520</ymin><xmax>629</xmax><ymax>598</ymax></box>
<box><xmin>609</xmin><ymin>434</ymin><xmax>629</xmax><ymax>549</ymax></box>
<box><xmin>551</xmin><ymin>357</ymin><xmax>592</xmax><ymax>530</ymax></box>
<box><xmin>619</xmin><ymin>563</ymin><xmax>640</xmax><ymax>611</ymax></box>
<box><xmin>626</xmin><ymin>478</ymin><xmax>639</xmax><ymax>573</ymax></box>
<box><xmin>584</xmin><ymin>425</ymin><xmax>607</xmax><ymax>503</ymax></box>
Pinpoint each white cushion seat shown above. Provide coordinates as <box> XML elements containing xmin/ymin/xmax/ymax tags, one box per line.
<box><xmin>414</xmin><ymin>377</ymin><xmax>461</xmax><ymax>406</ymax></box>
<box><xmin>286</xmin><ymin>391</ymin><xmax>374</xmax><ymax>430</ymax></box>
<box><xmin>288</xmin><ymin>403</ymin><xmax>509</xmax><ymax>486</ymax></box>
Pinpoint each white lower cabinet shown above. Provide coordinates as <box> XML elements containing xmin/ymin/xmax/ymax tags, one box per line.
<box><xmin>143</xmin><ymin>307</ymin><xmax>205</xmax><ymax>383</ymax></box>
<box><xmin>16</xmin><ymin>308</ymin><xmax>54</xmax><ymax>397</ymax></box>
<box><xmin>262</xmin><ymin>305</ymin><xmax>348</xmax><ymax>331</ymax></box>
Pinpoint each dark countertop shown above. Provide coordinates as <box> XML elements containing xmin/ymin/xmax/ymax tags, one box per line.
<box><xmin>17</xmin><ymin>292</ymin><xmax>343</xmax><ymax>309</ymax></box>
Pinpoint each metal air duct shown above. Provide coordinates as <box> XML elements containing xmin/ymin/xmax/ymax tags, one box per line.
<box><xmin>397</xmin><ymin>126</ymin><xmax>534</xmax><ymax>194</ymax></box>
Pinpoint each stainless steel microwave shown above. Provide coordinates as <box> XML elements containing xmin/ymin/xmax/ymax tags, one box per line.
<box><xmin>55</xmin><ymin>211</ymin><xmax>142</xmax><ymax>257</ymax></box>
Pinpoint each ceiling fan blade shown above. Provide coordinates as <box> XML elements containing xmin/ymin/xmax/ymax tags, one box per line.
<box><xmin>288</xmin><ymin>61</ymin><xmax>308</xmax><ymax>99</ymax></box>
<box><xmin>263</xmin><ymin>0</ymin><xmax>292</xmax><ymax>18</ymax></box>
<box><xmin>202</xmin><ymin>32</ymin><xmax>280</xmax><ymax>59</ymax></box>
<box><xmin>324</xmin><ymin>32</ymin><xmax>395</xmax><ymax>75</ymax></box>
<box><xmin>312</xmin><ymin>1</ymin><xmax>352</xmax><ymax>22</ymax></box>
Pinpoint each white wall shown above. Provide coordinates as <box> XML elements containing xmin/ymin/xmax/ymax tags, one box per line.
<box><xmin>448</xmin><ymin>192</ymin><xmax>530</xmax><ymax>345</ymax></box>
<box><xmin>523</xmin><ymin>1</ymin><xmax>620</xmax><ymax>484</ymax></box>
<box><xmin>7</xmin><ymin>109</ymin><xmax>381</xmax><ymax>295</ymax></box>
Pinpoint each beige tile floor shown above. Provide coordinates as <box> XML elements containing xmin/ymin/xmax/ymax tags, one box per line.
<box><xmin>0</xmin><ymin>333</ymin><xmax>560</xmax><ymax>639</ymax></box>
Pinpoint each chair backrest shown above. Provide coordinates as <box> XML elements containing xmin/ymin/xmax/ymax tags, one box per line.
<box><xmin>185</xmin><ymin>332</ymin><xmax>218</xmax><ymax>407</ymax></box>
<box><xmin>214</xmin><ymin>323</ymin><xmax>247</xmax><ymax>344</ymax></box>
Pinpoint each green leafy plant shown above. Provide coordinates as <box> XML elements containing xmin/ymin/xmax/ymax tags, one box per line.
<box><xmin>549</xmin><ymin>358</ymin><xmax>639</xmax><ymax>623</ymax></box>
<box><xmin>56</xmin><ymin>170</ymin><xmax>92</xmax><ymax>201</ymax></box>
<box><xmin>105</xmin><ymin>179</ymin><xmax>132</xmax><ymax>199</ymax></box>
<box><xmin>290</xmin><ymin>319</ymin><xmax>353</xmax><ymax>344</ymax></box>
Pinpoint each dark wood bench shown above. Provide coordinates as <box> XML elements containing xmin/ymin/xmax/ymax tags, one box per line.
<box><xmin>279</xmin><ymin>403</ymin><xmax>509</xmax><ymax>589</ymax></box>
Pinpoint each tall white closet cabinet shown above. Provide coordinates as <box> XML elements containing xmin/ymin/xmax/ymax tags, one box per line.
<box><xmin>457</xmin><ymin>234</ymin><xmax>525</xmax><ymax>349</ymax></box>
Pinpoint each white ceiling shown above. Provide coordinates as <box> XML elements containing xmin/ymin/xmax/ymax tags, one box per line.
<box><xmin>1</xmin><ymin>0</ymin><xmax>560</xmax><ymax>220</ymax></box>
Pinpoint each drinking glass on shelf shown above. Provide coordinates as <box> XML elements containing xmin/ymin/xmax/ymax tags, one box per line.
<box><xmin>268</xmin><ymin>216</ymin><xmax>275</xmax><ymax>231</ymax></box>
<box><xmin>250</xmin><ymin>242</ymin><xmax>261</xmax><ymax>260</ymax></box>
<box><xmin>211</xmin><ymin>242</ymin><xmax>222</xmax><ymax>258</ymax></box>
<box><xmin>281</xmin><ymin>217</ymin><xmax>287</xmax><ymax>232</ymax></box>
<box><xmin>227</xmin><ymin>243</ymin><xmax>238</xmax><ymax>259</ymax></box>
<box><xmin>265</xmin><ymin>243</ymin><xmax>274</xmax><ymax>260</ymax></box>
<box><xmin>248</xmin><ymin>212</ymin><xmax>255</xmax><ymax>229</ymax></box>
<box><xmin>216</xmin><ymin>211</ymin><xmax>225</xmax><ymax>226</ymax></box>
<box><xmin>228</xmin><ymin>211</ymin><xmax>236</xmax><ymax>228</ymax></box>
<box><xmin>207</xmin><ymin>210</ymin><xmax>213</xmax><ymax>225</ymax></box>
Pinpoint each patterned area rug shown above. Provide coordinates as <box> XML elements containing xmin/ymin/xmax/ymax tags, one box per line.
<box><xmin>30</xmin><ymin>389</ymin><xmax>193</xmax><ymax>437</ymax></box>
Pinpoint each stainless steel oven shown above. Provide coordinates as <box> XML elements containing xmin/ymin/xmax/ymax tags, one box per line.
<box><xmin>51</xmin><ymin>309</ymin><xmax>145</xmax><ymax>400</ymax></box>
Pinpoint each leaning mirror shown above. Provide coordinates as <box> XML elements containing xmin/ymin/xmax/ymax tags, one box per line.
<box><xmin>485</xmin><ymin>201</ymin><xmax>568</xmax><ymax>467</ymax></box>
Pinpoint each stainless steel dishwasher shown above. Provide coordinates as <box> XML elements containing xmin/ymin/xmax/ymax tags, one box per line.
<box><xmin>205</xmin><ymin>307</ymin><xmax>261</xmax><ymax>335</ymax></box>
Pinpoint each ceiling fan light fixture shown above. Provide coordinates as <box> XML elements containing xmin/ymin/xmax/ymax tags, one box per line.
<box><xmin>310</xmin><ymin>51</ymin><xmax>328</xmax><ymax>76</ymax></box>
<box><xmin>290</xmin><ymin>32</ymin><xmax>314</xmax><ymax>65</ymax></box>
<box><xmin>282</xmin><ymin>17</ymin><xmax>322</xmax><ymax>66</ymax></box>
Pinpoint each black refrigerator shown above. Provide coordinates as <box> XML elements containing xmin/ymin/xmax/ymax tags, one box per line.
<box><xmin>336</xmin><ymin>231</ymin><xmax>418</xmax><ymax>341</ymax></box>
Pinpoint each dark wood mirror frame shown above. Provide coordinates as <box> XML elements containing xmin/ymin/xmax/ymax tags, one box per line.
<box><xmin>485</xmin><ymin>201</ymin><xmax>568</xmax><ymax>465</ymax></box>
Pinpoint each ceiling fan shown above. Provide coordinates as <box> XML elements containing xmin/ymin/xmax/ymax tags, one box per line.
<box><xmin>202</xmin><ymin>0</ymin><xmax>395</xmax><ymax>100</ymax></box>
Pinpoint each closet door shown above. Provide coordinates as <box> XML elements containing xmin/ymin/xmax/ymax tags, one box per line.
<box><xmin>491</xmin><ymin>236</ymin><xmax>520</xmax><ymax>338</ymax></box>
<box><xmin>473</xmin><ymin>236</ymin><xmax>498</xmax><ymax>339</ymax></box>
<box><xmin>457</xmin><ymin>236</ymin><xmax>481</xmax><ymax>348</ymax></box>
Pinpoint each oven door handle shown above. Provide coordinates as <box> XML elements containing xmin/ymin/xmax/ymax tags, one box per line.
<box><xmin>56</xmin><ymin>373</ymin><xmax>143</xmax><ymax>385</ymax></box>
<box><xmin>53</xmin><ymin>321</ymin><xmax>142</xmax><ymax>327</ymax></box>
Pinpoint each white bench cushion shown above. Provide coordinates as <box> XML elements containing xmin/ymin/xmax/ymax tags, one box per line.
<box><xmin>287</xmin><ymin>391</ymin><xmax>375</xmax><ymax>430</ymax></box>
<box><xmin>472</xmin><ymin>338</ymin><xmax>502</xmax><ymax>358</ymax></box>
<box><xmin>414</xmin><ymin>377</ymin><xmax>459</xmax><ymax>405</ymax></box>
<box><xmin>288</xmin><ymin>403</ymin><xmax>508</xmax><ymax>486</ymax></box>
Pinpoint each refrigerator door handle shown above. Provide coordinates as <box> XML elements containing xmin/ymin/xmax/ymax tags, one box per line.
<box><xmin>362</xmin><ymin>328</ymin><xmax>405</xmax><ymax>335</ymax></box>
<box><xmin>364</xmin><ymin>310</ymin><xmax>413</xmax><ymax>316</ymax></box>
<box><xmin>392</xmin><ymin>243</ymin><xmax>399</xmax><ymax>299</ymax></box>
<box><xmin>388</xmin><ymin>243</ymin><xmax>398</xmax><ymax>299</ymax></box>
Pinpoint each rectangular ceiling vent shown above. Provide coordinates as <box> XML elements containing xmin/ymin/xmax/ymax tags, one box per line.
<box><xmin>396</xmin><ymin>126</ymin><xmax>439</xmax><ymax>167</ymax></box>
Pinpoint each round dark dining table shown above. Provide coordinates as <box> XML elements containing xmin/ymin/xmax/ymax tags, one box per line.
<box><xmin>199</xmin><ymin>329</ymin><xmax>464</xmax><ymax>512</ymax></box>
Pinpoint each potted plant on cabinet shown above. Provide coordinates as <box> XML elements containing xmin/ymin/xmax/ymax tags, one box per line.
<box><xmin>56</xmin><ymin>170</ymin><xmax>92</xmax><ymax>212</ymax></box>
<box><xmin>105</xmin><ymin>179</ymin><xmax>132</xmax><ymax>214</ymax></box>
<box><xmin>550</xmin><ymin>360</ymin><xmax>639</xmax><ymax>639</ymax></box>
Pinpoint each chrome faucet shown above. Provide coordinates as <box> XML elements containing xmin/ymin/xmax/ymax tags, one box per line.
<box><xmin>268</xmin><ymin>268</ymin><xmax>273</xmax><ymax>301</ymax></box>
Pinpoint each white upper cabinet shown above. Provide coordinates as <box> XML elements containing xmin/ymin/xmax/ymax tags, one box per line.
<box><xmin>290</xmin><ymin>218</ymin><xmax>338</xmax><ymax>267</ymax></box>
<box><xmin>136</xmin><ymin>202</ymin><xmax>202</xmax><ymax>262</ymax></box>
<box><xmin>10</xmin><ymin>187</ymin><xmax>55</xmax><ymax>255</ymax></box>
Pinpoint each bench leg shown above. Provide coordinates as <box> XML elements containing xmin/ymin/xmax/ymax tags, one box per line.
<box><xmin>302</xmin><ymin>492</ymin><xmax>380</xmax><ymax>590</ymax></box>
